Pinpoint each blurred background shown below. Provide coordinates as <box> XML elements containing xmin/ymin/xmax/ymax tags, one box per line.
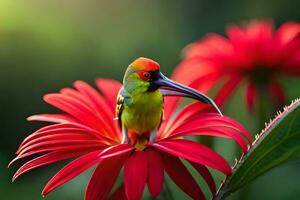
<box><xmin>1</xmin><ymin>0</ymin><xmax>300</xmax><ymax>199</ymax></box>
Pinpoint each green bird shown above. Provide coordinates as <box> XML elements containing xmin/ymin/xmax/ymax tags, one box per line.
<box><xmin>116</xmin><ymin>57</ymin><xmax>222</xmax><ymax>146</ymax></box>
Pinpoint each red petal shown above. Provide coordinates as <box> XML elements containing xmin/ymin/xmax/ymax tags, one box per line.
<box><xmin>124</xmin><ymin>151</ymin><xmax>148</xmax><ymax>200</ymax></box>
<box><xmin>59</xmin><ymin>87</ymin><xmax>115</xmax><ymax>134</ymax></box>
<box><xmin>17</xmin><ymin>132</ymin><xmax>97</xmax><ymax>154</ymax></box>
<box><xmin>162</xmin><ymin>96</ymin><xmax>182</xmax><ymax>124</ymax></box>
<box><xmin>41</xmin><ymin>144</ymin><xmax>133</xmax><ymax>196</ymax></box>
<box><xmin>188</xmin><ymin>72</ymin><xmax>220</xmax><ymax>96</ymax></box>
<box><xmin>170</xmin><ymin>121</ymin><xmax>249</xmax><ymax>152</ymax></box>
<box><xmin>227</xmin><ymin>24</ymin><xmax>246</xmax><ymax>45</ymax></box>
<box><xmin>74</xmin><ymin>80</ymin><xmax>114</xmax><ymax>118</ymax></box>
<box><xmin>95</xmin><ymin>78</ymin><xmax>122</xmax><ymax>110</ymax></box>
<box><xmin>42</xmin><ymin>150</ymin><xmax>103</xmax><ymax>196</ymax></box>
<box><xmin>12</xmin><ymin>150</ymin><xmax>90</xmax><ymax>181</ymax></box>
<box><xmin>44</xmin><ymin>94</ymin><xmax>112</xmax><ymax>136</ymax></box>
<box><xmin>245</xmin><ymin>82</ymin><xmax>257</xmax><ymax>111</ymax></box>
<box><xmin>85</xmin><ymin>151</ymin><xmax>130</xmax><ymax>200</ymax></box>
<box><xmin>110</xmin><ymin>185</ymin><xmax>127</xmax><ymax>200</ymax></box>
<box><xmin>214</xmin><ymin>75</ymin><xmax>242</xmax><ymax>107</ymax></box>
<box><xmin>145</xmin><ymin>149</ymin><xmax>164</xmax><ymax>197</ymax></box>
<box><xmin>269</xmin><ymin>80</ymin><xmax>286</xmax><ymax>105</ymax></box>
<box><xmin>27</xmin><ymin>114</ymin><xmax>78</xmax><ymax>123</ymax></box>
<box><xmin>246</xmin><ymin>20</ymin><xmax>273</xmax><ymax>44</ymax></box>
<box><xmin>158</xmin><ymin>96</ymin><xmax>182</xmax><ymax>139</ymax></box>
<box><xmin>18</xmin><ymin>139</ymin><xmax>102</xmax><ymax>158</ymax></box>
<box><xmin>162</xmin><ymin>102</ymin><xmax>210</xmax><ymax>136</ymax></box>
<box><xmin>159</xmin><ymin>73</ymin><xmax>219</xmax><ymax>138</ymax></box>
<box><xmin>189</xmin><ymin>161</ymin><xmax>216</xmax><ymax>195</ymax></box>
<box><xmin>151</xmin><ymin>139</ymin><xmax>232</xmax><ymax>175</ymax></box>
<box><xmin>163</xmin><ymin>61</ymin><xmax>219</xmax><ymax>124</ymax></box>
<box><xmin>10</xmin><ymin>144</ymin><xmax>102</xmax><ymax>167</ymax></box>
<box><xmin>170</xmin><ymin>114</ymin><xmax>252</xmax><ymax>144</ymax></box>
<box><xmin>161</xmin><ymin>152</ymin><xmax>206</xmax><ymax>200</ymax></box>
<box><xmin>182</xmin><ymin>127</ymin><xmax>248</xmax><ymax>152</ymax></box>
<box><xmin>60</xmin><ymin>87</ymin><xmax>96</xmax><ymax>110</ymax></box>
<box><xmin>74</xmin><ymin>80</ymin><xmax>120</xmax><ymax>139</ymax></box>
<box><xmin>172</xmin><ymin>58</ymin><xmax>213</xmax><ymax>83</ymax></box>
<box><xmin>99</xmin><ymin>144</ymin><xmax>134</xmax><ymax>159</ymax></box>
<box><xmin>21</xmin><ymin>123</ymin><xmax>114</xmax><ymax>144</ymax></box>
<box><xmin>275</xmin><ymin>22</ymin><xmax>300</xmax><ymax>46</ymax></box>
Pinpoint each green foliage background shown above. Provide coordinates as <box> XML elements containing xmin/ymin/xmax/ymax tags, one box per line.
<box><xmin>0</xmin><ymin>0</ymin><xmax>300</xmax><ymax>199</ymax></box>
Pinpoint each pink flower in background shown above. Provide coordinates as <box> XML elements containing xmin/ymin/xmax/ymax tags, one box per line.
<box><xmin>10</xmin><ymin>79</ymin><xmax>250</xmax><ymax>200</ymax></box>
<box><xmin>174</xmin><ymin>20</ymin><xmax>300</xmax><ymax>110</ymax></box>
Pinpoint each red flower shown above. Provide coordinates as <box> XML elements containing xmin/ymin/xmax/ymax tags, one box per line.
<box><xmin>174</xmin><ymin>20</ymin><xmax>300</xmax><ymax>110</ymax></box>
<box><xmin>10</xmin><ymin>79</ymin><xmax>251</xmax><ymax>200</ymax></box>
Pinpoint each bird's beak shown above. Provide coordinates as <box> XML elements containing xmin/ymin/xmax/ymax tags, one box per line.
<box><xmin>153</xmin><ymin>72</ymin><xmax>223</xmax><ymax>116</ymax></box>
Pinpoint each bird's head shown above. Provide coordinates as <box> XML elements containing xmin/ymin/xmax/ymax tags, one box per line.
<box><xmin>123</xmin><ymin>57</ymin><xmax>222</xmax><ymax>115</ymax></box>
<box><xmin>123</xmin><ymin>57</ymin><xmax>160</xmax><ymax>93</ymax></box>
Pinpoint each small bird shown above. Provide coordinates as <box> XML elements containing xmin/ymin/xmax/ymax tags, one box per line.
<box><xmin>116</xmin><ymin>57</ymin><xmax>222</xmax><ymax>145</ymax></box>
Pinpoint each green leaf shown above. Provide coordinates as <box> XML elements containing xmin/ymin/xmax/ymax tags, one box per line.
<box><xmin>214</xmin><ymin>99</ymin><xmax>300</xmax><ymax>200</ymax></box>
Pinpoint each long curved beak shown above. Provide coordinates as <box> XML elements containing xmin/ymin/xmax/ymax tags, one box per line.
<box><xmin>153</xmin><ymin>72</ymin><xmax>223</xmax><ymax>116</ymax></box>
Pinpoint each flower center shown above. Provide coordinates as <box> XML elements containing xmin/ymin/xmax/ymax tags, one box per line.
<box><xmin>134</xmin><ymin>135</ymin><xmax>148</xmax><ymax>151</ymax></box>
<box><xmin>246</xmin><ymin>67</ymin><xmax>276</xmax><ymax>85</ymax></box>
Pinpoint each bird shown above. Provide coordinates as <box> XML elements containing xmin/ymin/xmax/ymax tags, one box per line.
<box><xmin>116</xmin><ymin>57</ymin><xmax>222</xmax><ymax>146</ymax></box>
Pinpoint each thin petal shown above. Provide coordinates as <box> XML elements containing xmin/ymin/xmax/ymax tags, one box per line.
<box><xmin>18</xmin><ymin>139</ymin><xmax>102</xmax><ymax>158</ymax></box>
<box><xmin>275</xmin><ymin>22</ymin><xmax>300</xmax><ymax>46</ymax></box>
<box><xmin>151</xmin><ymin>139</ymin><xmax>232</xmax><ymax>175</ymax></box>
<box><xmin>162</xmin><ymin>102</ymin><xmax>211</xmax><ymax>136</ymax></box>
<box><xmin>42</xmin><ymin>144</ymin><xmax>133</xmax><ymax>196</ymax></box>
<box><xmin>189</xmin><ymin>161</ymin><xmax>216</xmax><ymax>195</ymax></box>
<box><xmin>12</xmin><ymin>150</ymin><xmax>91</xmax><ymax>181</ymax></box>
<box><xmin>85</xmin><ymin>150</ymin><xmax>130</xmax><ymax>200</ymax></box>
<box><xmin>74</xmin><ymin>80</ymin><xmax>114</xmax><ymax>118</ymax></box>
<box><xmin>99</xmin><ymin>144</ymin><xmax>134</xmax><ymax>159</ymax></box>
<box><xmin>170</xmin><ymin>120</ymin><xmax>250</xmax><ymax>152</ymax></box>
<box><xmin>161</xmin><ymin>152</ymin><xmax>206</xmax><ymax>200</ymax></box>
<box><xmin>110</xmin><ymin>185</ymin><xmax>127</xmax><ymax>200</ymax></box>
<box><xmin>60</xmin><ymin>88</ymin><xmax>96</xmax><ymax>110</ymax></box>
<box><xmin>10</xmin><ymin>144</ymin><xmax>102</xmax><ymax>167</ymax></box>
<box><xmin>160</xmin><ymin>73</ymin><xmax>219</xmax><ymax>138</ymax></box>
<box><xmin>269</xmin><ymin>80</ymin><xmax>285</xmax><ymax>105</ymax></box>
<box><xmin>124</xmin><ymin>151</ymin><xmax>148</xmax><ymax>200</ymax></box>
<box><xmin>21</xmin><ymin>123</ymin><xmax>114</xmax><ymax>144</ymax></box>
<box><xmin>43</xmin><ymin>94</ymin><xmax>110</xmax><ymax>135</ymax></box>
<box><xmin>245</xmin><ymin>82</ymin><xmax>257</xmax><ymax>111</ymax></box>
<box><xmin>170</xmin><ymin>114</ymin><xmax>252</xmax><ymax>144</ymax></box>
<box><xmin>27</xmin><ymin>114</ymin><xmax>78</xmax><ymax>123</ymax></box>
<box><xmin>214</xmin><ymin>75</ymin><xmax>242</xmax><ymax>107</ymax></box>
<box><xmin>17</xmin><ymin>133</ymin><xmax>97</xmax><ymax>154</ymax></box>
<box><xmin>145</xmin><ymin>149</ymin><xmax>164</xmax><ymax>197</ymax></box>
<box><xmin>95</xmin><ymin>78</ymin><xmax>122</xmax><ymax>110</ymax></box>
<box><xmin>179</xmin><ymin>127</ymin><xmax>248</xmax><ymax>152</ymax></box>
<box><xmin>42</xmin><ymin>150</ymin><xmax>103</xmax><ymax>196</ymax></box>
<box><xmin>74</xmin><ymin>80</ymin><xmax>120</xmax><ymax>140</ymax></box>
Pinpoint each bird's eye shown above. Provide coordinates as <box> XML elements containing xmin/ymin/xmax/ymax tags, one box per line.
<box><xmin>143</xmin><ymin>72</ymin><xmax>150</xmax><ymax>78</ymax></box>
<box><xmin>138</xmin><ymin>71</ymin><xmax>151</xmax><ymax>81</ymax></box>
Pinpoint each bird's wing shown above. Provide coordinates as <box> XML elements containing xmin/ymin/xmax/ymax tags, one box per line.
<box><xmin>115</xmin><ymin>87</ymin><xmax>127</xmax><ymax>127</ymax></box>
